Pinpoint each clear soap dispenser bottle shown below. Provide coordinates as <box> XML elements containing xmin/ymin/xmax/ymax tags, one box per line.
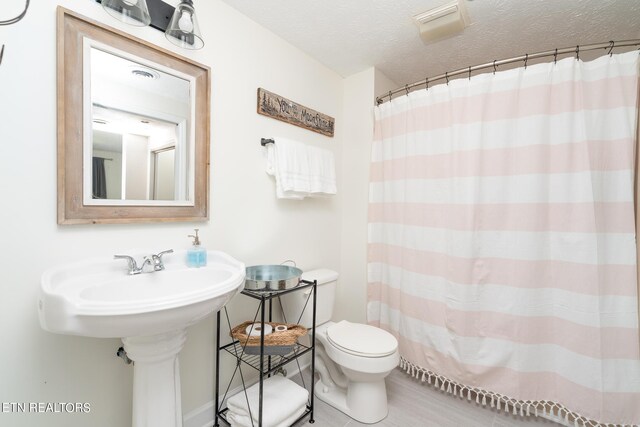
<box><xmin>187</xmin><ymin>229</ymin><xmax>207</xmax><ymax>268</ymax></box>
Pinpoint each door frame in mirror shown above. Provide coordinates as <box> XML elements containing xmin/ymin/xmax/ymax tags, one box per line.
<box><xmin>57</xmin><ymin>7</ymin><xmax>210</xmax><ymax>224</ymax></box>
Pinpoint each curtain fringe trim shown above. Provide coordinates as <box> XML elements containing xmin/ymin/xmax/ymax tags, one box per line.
<box><xmin>398</xmin><ymin>356</ymin><xmax>637</xmax><ymax>427</ymax></box>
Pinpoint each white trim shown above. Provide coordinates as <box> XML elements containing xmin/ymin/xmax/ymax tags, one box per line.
<box><xmin>183</xmin><ymin>400</ymin><xmax>215</xmax><ymax>427</ymax></box>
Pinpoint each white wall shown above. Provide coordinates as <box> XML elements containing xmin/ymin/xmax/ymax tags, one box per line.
<box><xmin>0</xmin><ymin>1</ymin><xmax>343</xmax><ymax>426</ymax></box>
<box><xmin>335</xmin><ymin>68</ymin><xmax>397</xmax><ymax>324</ymax></box>
<box><xmin>123</xmin><ymin>134</ymin><xmax>150</xmax><ymax>200</ymax></box>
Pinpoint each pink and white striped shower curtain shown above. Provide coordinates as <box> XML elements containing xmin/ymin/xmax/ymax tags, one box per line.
<box><xmin>368</xmin><ymin>51</ymin><xmax>640</xmax><ymax>426</ymax></box>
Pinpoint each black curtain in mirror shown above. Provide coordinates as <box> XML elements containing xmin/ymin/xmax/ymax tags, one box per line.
<box><xmin>92</xmin><ymin>157</ymin><xmax>107</xmax><ymax>199</ymax></box>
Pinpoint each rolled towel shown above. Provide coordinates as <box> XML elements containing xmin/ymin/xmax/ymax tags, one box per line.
<box><xmin>227</xmin><ymin>376</ymin><xmax>308</xmax><ymax>426</ymax></box>
<box><xmin>227</xmin><ymin>404</ymin><xmax>306</xmax><ymax>427</ymax></box>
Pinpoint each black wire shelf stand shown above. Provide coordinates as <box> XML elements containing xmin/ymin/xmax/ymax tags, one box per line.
<box><xmin>214</xmin><ymin>279</ymin><xmax>317</xmax><ymax>427</ymax></box>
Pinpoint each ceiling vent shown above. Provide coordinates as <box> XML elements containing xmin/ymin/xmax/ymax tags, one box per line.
<box><xmin>413</xmin><ymin>0</ymin><xmax>470</xmax><ymax>44</ymax></box>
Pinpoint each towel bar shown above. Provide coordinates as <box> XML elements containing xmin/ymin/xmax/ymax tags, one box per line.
<box><xmin>261</xmin><ymin>138</ymin><xmax>275</xmax><ymax>146</ymax></box>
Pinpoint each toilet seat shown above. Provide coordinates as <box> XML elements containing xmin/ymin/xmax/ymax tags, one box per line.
<box><xmin>326</xmin><ymin>321</ymin><xmax>397</xmax><ymax>358</ymax></box>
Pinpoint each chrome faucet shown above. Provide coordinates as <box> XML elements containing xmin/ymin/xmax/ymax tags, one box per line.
<box><xmin>114</xmin><ymin>249</ymin><xmax>173</xmax><ymax>275</ymax></box>
<box><xmin>114</xmin><ymin>255</ymin><xmax>153</xmax><ymax>275</ymax></box>
<box><xmin>151</xmin><ymin>249</ymin><xmax>174</xmax><ymax>271</ymax></box>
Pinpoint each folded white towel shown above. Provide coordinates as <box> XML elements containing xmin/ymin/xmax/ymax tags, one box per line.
<box><xmin>227</xmin><ymin>404</ymin><xmax>306</xmax><ymax>427</ymax></box>
<box><xmin>266</xmin><ymin>138</ymin><xmax>337</xmax><ymax>199</ymax></box>
<box><xmin>227</xmin><ymin>376</ymin><xmax>308</xmax><ymax>427</ymax></box>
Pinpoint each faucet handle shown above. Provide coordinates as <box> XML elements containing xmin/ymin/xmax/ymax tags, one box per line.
<box><xmin>156</xmin><ymin>249</ymin><xmax>174</xmax><ymax>258</ymax></box>
<box><xmin>151</xmin><ymin>249</ymin><xmax>174</xmax><ymax>271</ymax></box>
<box><xmin>114</xmin><ymin>255</ymin><xmax>138</xmax><ymax>275</ymax></box>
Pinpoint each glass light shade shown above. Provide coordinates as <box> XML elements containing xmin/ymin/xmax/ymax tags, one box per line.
<box><xmin>102</xmin><ymin>0</ymin><xmax>151</xmax><ymax>27</ymax></box>
<box><xmin>165</xmin><ymin>0</ymin><xmax>204</xmax><ymax>50</ymax></box>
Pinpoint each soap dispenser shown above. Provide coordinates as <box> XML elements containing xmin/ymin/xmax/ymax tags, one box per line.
<box><xmin>187</xmin><ymin>229</ymin><xmax>207</xmax><ymax>268</ymax></box>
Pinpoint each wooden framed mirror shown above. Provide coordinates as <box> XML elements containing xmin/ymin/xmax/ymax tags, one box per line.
<box><xmin>57</xmin><ymin>7</ymin><xmax>210</xmax><ymax>224</ymax></box>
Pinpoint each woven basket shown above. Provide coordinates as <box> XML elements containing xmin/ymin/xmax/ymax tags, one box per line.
<box><xmin>230</xmin><ymin>320</ymin><xmax>307</xmax><ymax>348</ymax></box>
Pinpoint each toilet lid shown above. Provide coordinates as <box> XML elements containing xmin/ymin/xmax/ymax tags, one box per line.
<box><xmin>326</xmin><ymin>321</ymin><xmax>397</xmax><ymax>357</ymax></box>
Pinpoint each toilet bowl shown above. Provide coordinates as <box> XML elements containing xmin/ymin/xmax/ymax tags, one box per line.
<box><xmin>314</xmin><ymin>320</ymin><xmax>399</xmax><ymax>423</ymax></box>
<box><xmin>280</xmin><ymin>269</ymin><xmax>399</xmax><ymax>424</ymax></box>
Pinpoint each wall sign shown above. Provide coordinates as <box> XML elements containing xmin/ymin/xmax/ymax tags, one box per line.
<box><xmin>257</xmin><ymin>88</ymin><xmax>335</xmax><ymax>137</ymax></box>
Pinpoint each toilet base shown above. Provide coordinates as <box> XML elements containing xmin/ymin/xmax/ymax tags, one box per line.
<box><xmin>315</xmin><ymin>378</ymin><xmax>389</xmax><ymax>424</ymax></box>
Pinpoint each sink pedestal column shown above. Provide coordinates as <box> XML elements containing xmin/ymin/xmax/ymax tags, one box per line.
<box><xmin>123</xmin><ymin>329</ymin><xmax>188</xmax><ymax>427</ymax></box>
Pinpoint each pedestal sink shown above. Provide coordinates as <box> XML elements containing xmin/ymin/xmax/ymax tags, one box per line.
<box><xmin>38</xmin><ymin>250</ymin><xmax>245</xmax><ymax>427</ymax></box>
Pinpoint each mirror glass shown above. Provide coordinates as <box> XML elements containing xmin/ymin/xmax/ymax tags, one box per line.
<box><xmin>58</xmin><ymin>8</ymin><xmax>210</xmax><ymax>224</ymax></box>
<box><xmin>87</xmin><ymin>46</ymin><xmax>193</xmax><ymax>205</ymax></box>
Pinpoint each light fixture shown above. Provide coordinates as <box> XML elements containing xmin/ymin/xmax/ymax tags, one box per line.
<box><xmin>97</xmin><ymin>0</ymin><xmax>205</xmax><ymax>50</ymax></box>
<box><xmin>165</xmin><ymin>0</ymin><xmax>204</xmax><ymax>50</ymax></box>
<box><xmin>101</xmin><ymin>0</ymin><xmax>151</xmax><ymax>27</ymax></box>
<box><xmin>413</xmin><ymin>0</ymin><xmax>469</xmax><ymax>44</ymax></box>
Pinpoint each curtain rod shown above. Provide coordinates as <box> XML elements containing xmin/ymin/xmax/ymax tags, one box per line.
<box><xmin>376</xmin><ymin>39</ymin><xmax>640</xmax><ymax>105</ymax></box>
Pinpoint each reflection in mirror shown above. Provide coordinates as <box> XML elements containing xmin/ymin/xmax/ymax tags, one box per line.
<box><xmin>87</xmin><ymin>47</ymin><xmax>192</xmax><ymax>205</ymax></box>
<box><xmin>91</xmin><ymin>107</ymin><xmax>181</xmax><ymax>201</ymax></box>
<box><xmin>152</xmin><ymin>147</ymin><xmax>176</xmax><ymax>200</ymax></box>
<box><xmin>57</xmin><ymin>8</ymin><xmax>210</xmax><ymax>224</ymax></box>
<box><xmin>92</xmin><ymin>129</ymin><xmax>122</xmax><ymax>199</ymax></box>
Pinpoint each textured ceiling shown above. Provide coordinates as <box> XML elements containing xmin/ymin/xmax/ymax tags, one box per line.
<box><xmin>220</xmin><ymin>0</ymin><xmax>640</xmax><ymax>90</ymax></box>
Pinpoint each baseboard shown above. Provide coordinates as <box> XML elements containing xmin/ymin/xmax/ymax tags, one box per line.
<box><xmin>183</xmin><ymin>400</ymin><xmax>215</xmax><ymax>427</ymax></box>
<box><xmin>183</xmin><ymin>360</ymin><xmax>312</xmax><ymax>427</ymax></box>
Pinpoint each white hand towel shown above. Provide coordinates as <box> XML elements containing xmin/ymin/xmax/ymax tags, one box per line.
<box><xmin>227</xmin><ymin>376</ymin><xmax>308</xmax><ymax>427</ymax></box>
<box><xmin>227</xmin><ymin>404</ymin><xmax>307</xmax><ymax>427</ymax></box>
<box><xmin>266</xmin><ymin>138</ymin><xmax>336</xmax><ymax>199</ymax></box>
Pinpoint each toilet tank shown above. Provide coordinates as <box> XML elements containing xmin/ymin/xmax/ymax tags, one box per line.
<box><xmin>280</xmin><ymin>269</ymin><xmax>338</xmax><ymax>328</ymax></box>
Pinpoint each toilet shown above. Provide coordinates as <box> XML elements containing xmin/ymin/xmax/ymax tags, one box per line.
<box><xmin>281</xmin><ymin>269</ymin><xmax>399</xmax><ymax>424</ymax></box>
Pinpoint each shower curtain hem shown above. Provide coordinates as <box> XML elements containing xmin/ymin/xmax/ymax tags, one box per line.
<box><xmin>398</xmin><ymin>356</ymin><xmax>636</xmax><ymax>427</ymax></box>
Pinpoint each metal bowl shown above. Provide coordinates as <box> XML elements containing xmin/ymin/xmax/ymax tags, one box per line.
<box><xmin>245</xmin><ymin>265</ymin><xmax>303</xmax><ymax>291</ymax></box>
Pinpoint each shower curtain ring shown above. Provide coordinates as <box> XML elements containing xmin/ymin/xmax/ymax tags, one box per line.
<box><xmin>493</xmin><ymin>60</ymin><xmax>497</xmax><ymax>74</ymax></box>
<box><xmin>425</xmin><ymin>78</ymin><xmax>429</xmax><ymax>91</ymax></box>
<box><xmin>575</xmin><ymin>45</ymin><xmax>580</xmax><ymax>61</ymax></box>
<box><xmin>554</xmin><ymin>48</ymin><xmax>558</xmax><ymax>64</ymax></box>
<box><xmin>405</xmin><ymin>84</ymin><xmax>409</xmax><ymax>95</ymax></box>
<box><xmin>468</xmin><ymin>66</ymin><xmax>471</xmax><ymax>80</ymax></box>
<box><xmin>388</xmin><ymin>90</ymin><xmax>392</xmax><ymax>101</ymax></box>
<box><xmin>524</xmin><ymin>54</ymin><xmax>528</xmax><ymax>69</ymax></box>
<box><xmin>607</xmin><ymin>40</ymin><xmax>615</xmax><ymax>56</ymax></box>
<box><xmin>445</xmin><ymin>72</ymin><xmax>449</xmax><ymax>85</ymax></box>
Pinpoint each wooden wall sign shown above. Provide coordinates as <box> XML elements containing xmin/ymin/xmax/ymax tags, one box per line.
<box><xmin>257</xmin><ymin>88</ymin><xmax>335</xmax><ymax>137</ymax></box>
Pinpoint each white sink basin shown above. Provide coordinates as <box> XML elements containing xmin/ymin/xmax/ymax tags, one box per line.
<box><xmin>39</xmin><ymin>250</ymin><xmax>245</xmax><ymax>338</ymax></box>
<box><xmin>38</xmin><ymin>250</ymin><xmax>245</xmax><ymax>427</ymax></box>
